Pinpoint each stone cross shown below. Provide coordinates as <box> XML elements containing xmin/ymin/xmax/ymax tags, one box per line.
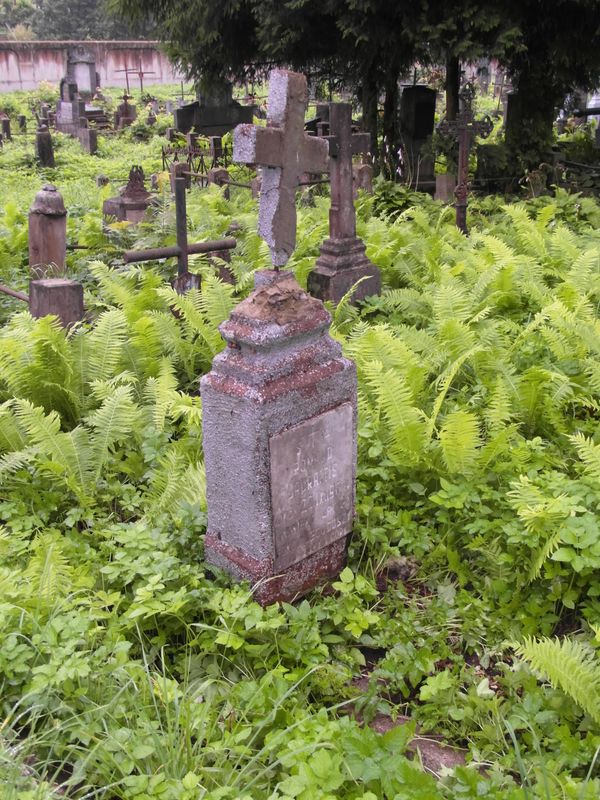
<box><xmin>233</xmin><ymin>69</ymin><xmax>328</xmax><ymax>267</ymax></box>
<box><xmin>437</xmin><ymin>83</ymin><xmax>493</xmax><ymax>234</ymax></box>
<box><xmin>308</xmin><ymin>103</ymin><xmax>380</xmax><ymax>303</ymax></box>
<box><xmin>123</xmin><ymin>176</ymin><xmax>236</xmax><ymax>294</ymax></box>
<box><xmin>202</xmin><ymin>69</ymin><xmax>358</xmax><ymax>605</ymax></box>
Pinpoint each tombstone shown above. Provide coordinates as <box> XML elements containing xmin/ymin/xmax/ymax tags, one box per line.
<box><xmin>174</xmin><ymin>82</ymin><xmax>254</xmax><ymax>136</ymax></box>
<box><xmin>103</xmin><ymin>166</ymin><xmax>152</xmax><ymax>225</ymax></box>
<box><xmin>96</xmin><ymin>174</ymin><xmax>110</xmax><ymax>187</ymax></box>
<box><xmin>147</xmin><ymin>110</ymin><xmax>157</xmax><ymax>126</ymax></box>
<box><xmin>165</xmin><ymin>101</ymin><xmax>174</xmax><ymax>114</ymax></box>
<box><xmin>66</xmin><ymin>46</ymin><xmax>96</xmax><ymax>97</ymax></box>
<box><xmin>308</xmin><ymin>103</ymin><xmax>380</xmax><ymax>304</ymax></box>
<box><xmin>399</xmin><ymin>85</ymin><xmax>437</xmax><ymax>187</ymax></box>
<box><xmin>35</xmin><ymin>126</ymin><xmax>55</xmax><ymax>168</ymax></box>
<box><xmin>115</xmin><ymin>93</ymin><xmax>137</xmax><ymax>129</ymax></box>
<box><xmin>78</xmin><ymin>126</ymin><xmax>98</xmax><ymax>155</ymax></box>
<box><xmin>352</xmin><ymin>162</ymin><xmax>373</xmax><ymax>197</ymax></box>
<box><xmin>18</xmin><ymin>115</ymin><xmax>26</xmax><ymax>133</ymax></box>
<box><xmin>56</xmin><ymin>80</ymin><xmax>86</xmax><ymax>136</ymax></box>
<box><xmin>150</xmin><ymin>173</ymin><xmax>159</xmax><ymax>190</ymax></box>
<box><xmin>165</xmin><ymin>127</ymin><xmax>177</xmax><ymax>142</ymax></box>
<box><xmin>29</xmin><ymin>279</ymin><xmax>84</xmax><ymax>327</ymax></box>
<box><xmin>0</xmin><ymin>115</ymin><xmax>12</xmax><ymax>141</ymax></box>
<box><xmin>202</xmin><ymin>69</ymin><xmax>356</xmax><ymax>605</ymax></box>
<box><xmin>434</xmin><ymin>173</ymin><xmax>457</xmax><ymax>202</ymax></box>
<box><xmin>28</xmin><ymin>185</ymin><xmax>67</xmax><ymax>278</ymax></box>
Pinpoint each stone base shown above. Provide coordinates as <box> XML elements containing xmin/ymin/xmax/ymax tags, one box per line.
<box><xmin>205</xmin><ymin>532</ymin><xmax>348</xmax><ymax>605</ymax></box>
<box><xmin>171</xmin><ymin>272</ymin><xmax>201</xmax><ymax>295</ymax></box>
<box><xmin>308</xmin><ymin>237</ymin><xmax>381</xmax><ymax>304</ymax></box>
<box><xmin>29</xmin><ymin>279</ymin><xmax>84</xmax><ymax>327</ymax></box>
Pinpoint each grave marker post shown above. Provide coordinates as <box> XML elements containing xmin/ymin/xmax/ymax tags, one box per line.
<box><xmin>202</xmin><ymin>69</ymin><xmax>357</xmax><ymax>605</ymax></box>
<box><xmin>35</xmin><ymin>125</ymin><xmax>55</xmax><ymax>167</ymax></box>
<box><xmin>308</xmin><ymin>102</ymin><xmax>380</xmax><ymax>303</ymax></box>
<box><xmin>437</xmin><ymin>83</ymin><xmax>493</xmax><ymax>234</ymax></box>
<box><xmin>28</xmin><ymin>185</ymin><xmax>67</xmax><ymax>278</ymax></box>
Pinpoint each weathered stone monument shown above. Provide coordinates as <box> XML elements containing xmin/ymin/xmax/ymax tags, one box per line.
<box><xmin>35</xmin><ymin>125</ymin><xmax>54</xmax><ymax>167</ymax></box>
<box><xmin>115</xmin><ymin>93</ymin><xmax>137</xmax><ymax>129</ymax></box>
<box><xmin>56</xmin><ymin>79</ymin><xmax>86</xmax><ymax>135</ymax></box>
<box><xmin>0</xmin><ymin>113</ymin><xmax>12</xmax><ymax>141</ymax></box>
<box><xmin>29</xmin><ymin>279</ymin><xmax>85</xmax><ymax>327</ymax></box>
<box><xmin>28</xmin><ymin>185</ymin><xmax>67</xmax><ymax>277</ymax></box>
<box><xmin>202</xmin><ymin>70</ymin><xmax>357</xmax><ymax>605</ymax></box>
<box><xmin>399</xmin><ymin>85</ymin><xmax>437</xmax><ymax>188</ymax></box>
<box><xmin>103</xmin><ymin>166</ymin><xmax>152</xmax><ymax>224</ymax></box>
<box><xmin>174</xmin><ymin>83</ymin><xmax>254</xmax><ymax>136</ymax></box>
<box><xmin>66</xmin><ymin>46</ymin><xmax>96</xmax><ymax>97</ymax></box>
<box><xmin>308</xmin><ymin>102</ymin><xmax>380</xmax><ymax>303</ymax></box>
<box><xmin>78</xmin><ymin>120</ymin><xmax>98</xmax><ymax>155</ymax></box>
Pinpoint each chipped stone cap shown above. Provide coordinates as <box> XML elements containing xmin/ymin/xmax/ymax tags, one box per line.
<box><xmin>220</xmin><ymin>271</ymin><xmax>330</xmax><ymax>348</ymax></box>
<box><xmin>29</xmin><ymin>185</ymin><xmax>67</xmax><ymax>217</ymax></box>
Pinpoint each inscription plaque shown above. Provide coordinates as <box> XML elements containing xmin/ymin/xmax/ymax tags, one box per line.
<box><xmin>269</xmin><ymin>403</ymin><xmax>354</xmax><ymax>570</ymax></box>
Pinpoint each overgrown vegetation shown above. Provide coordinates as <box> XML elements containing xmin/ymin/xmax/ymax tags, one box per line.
<box><xmin>2</xmin><ymin>99</ymin><xmax>600</xmax><ymax>799</ymax></box>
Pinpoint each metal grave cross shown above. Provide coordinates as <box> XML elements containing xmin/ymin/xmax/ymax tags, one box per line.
<box><xmin>437</xmin><ymin>83</ymin><xmax>493</xmax><ymax>234</ymax></box>
<box><xmin>322</xmin><ymin>103</ymin><xmax>370</xmax><ymax>240</ymax></box>
<box><xmin>233</xmin><ymin>69</ymin><xmax>329</xmax><ymax>267</ymax></box>
<box><xmin>123</xmin><ymin>176</ymin><xmax>236</xmax><ymax>294</ymax></box>
<box><xmin>115</xmin><ymin>65</ymin><xmax>132</xmax><ymax>94</ymax></box>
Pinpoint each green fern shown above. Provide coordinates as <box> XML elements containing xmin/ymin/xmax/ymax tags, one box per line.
<box><xmin>514</xmin><ymin>636</ymin><xmax>600</xmax><ymax>724</ymax></box>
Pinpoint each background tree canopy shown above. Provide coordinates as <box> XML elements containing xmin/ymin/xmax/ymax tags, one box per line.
<box><xmin>0</xmin><ymin>0</ymin><xmax>146</xmax><ymax>40</ymax></box>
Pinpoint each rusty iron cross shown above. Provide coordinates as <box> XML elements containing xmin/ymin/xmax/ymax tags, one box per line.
<box><xmin>437</xmin><ymin>83</ymin><xmax>493</xmax><ymax>234</ymax></box>
<box><xmin>322</xmin><ymin>103</ymin><xmax>370</xmax><ymax>240</ymax></box>
<box><xmin>123</xmin><ymin>177</ymin><xmax>236</xmax><ymax>294</ymax></box>
<box><xmin>233</xmin><ymin>69</ymin><xmax>329</xmax><ymax>267</ymax></box>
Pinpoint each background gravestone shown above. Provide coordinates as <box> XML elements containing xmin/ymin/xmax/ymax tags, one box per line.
<box><xmin>399</xmin><ymin>85</ymin><xmax>437</xmax><ymax>189</ymax></box>
<box><xmin>174</xmin><ymin>83</ymin><xmax>254</xmax><ymax>136</ymax></box>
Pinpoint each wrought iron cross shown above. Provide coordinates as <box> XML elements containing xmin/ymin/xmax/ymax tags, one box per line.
<box><xmin>123</xmin><ymin>177</ymin><xmax>236</xmax><ymax>294</ymax></box>
<box><xmin>437</xmin><ymin>83</ymin><xmax>493</xmax><ymax>234</ymax></box>
<box><xmin>233</xmin><ymin>69</ymin><xmax>329</xmax><ymax>267</ymax></box>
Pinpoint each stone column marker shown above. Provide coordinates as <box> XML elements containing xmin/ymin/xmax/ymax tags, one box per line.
<box><xmin>35</xmin><ymin>125</ymin><xmax>55</xmax><ymax>168</ymax></box>
<box><xmin>308</xmin><ymin>103</ymin><xmax>380</xmax><ymax>303</ymax></box>
<box><xmin>28</xmin><ymin>185</ymin><xmax>67</xmax><ymax>278</ymax></box>
<box><xmin>202</xmin><ymin>69</ymin><xmax>358</xmax><ymax>605</ymax></box>
<box><xmin>233</xmin><ymin>69</ymin><xmax>329</xmax><ymax>267</ymax></box>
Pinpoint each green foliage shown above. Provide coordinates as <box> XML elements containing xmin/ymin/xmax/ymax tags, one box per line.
<box><xmin>4</xmin><ymin>94</ymin><xmax>600</xmax><ymax>796</ymax></box>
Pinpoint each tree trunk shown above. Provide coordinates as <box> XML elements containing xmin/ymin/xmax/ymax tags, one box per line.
<box><xmin>506</xmin><ymin>66</ymin><xmax>557</xmax><ymax>170</ymax></box>
<box><xmin>445</xmin><ymin>53</ymin><xmax>460</xmax><ymax>121</ymax></box>
<box><xmin>382</xmin><ymin>67</ymin><xmax>400</xmax><ymax>180</ymax></box>
<box><xmin>361</xmin><ymin>70</ymin><xmax>379</xmax><ymax>175</ymax></box>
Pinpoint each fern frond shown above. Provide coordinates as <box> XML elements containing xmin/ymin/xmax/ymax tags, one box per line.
<box><xmin>86</xmin><ymin>386</ymin><xmax>141</xmax><ymax>478</ymax></box>
<box><xmin>86</xmin><ymin>308</ymin><xmax>128</xmax><ymax>383</ymax></box>
<box><xmin>24</xmin><ymin>531</ymin><xmax>73</xmax><ymax>606</ymax></box>
<box><xmin>569</xmin><ymin>432</ymin><xmax>600</xmax><ymax>483</ymax></box>
<box><xmin>439</xmin><ymin>409</ymin><xmax>481</xmax><ymax>474</ymax></box>
<box><xmin>514</xmin><ymin>637</ymin><xmax>600</xmax><ymax>723</ymax></box>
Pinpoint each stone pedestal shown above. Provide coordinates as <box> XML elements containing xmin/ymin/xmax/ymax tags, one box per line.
<box><xmin>28</xmin><ymin>185</ymin><xmax>67</xmax><ymax>278</ymax></box>
<box><xmin>201</xmin><ymin>270</ymin><xmax>357</xmax><ymax>605</ymax></box>
<box><xmin>308</xmin><ymin>237</ymin><xmax>380</xmax><ymax>304</ymax></box>
<box><xmin>29</xmin><ymin>279</ymin><xmax>84</xmax><ymax>327</ymax></box>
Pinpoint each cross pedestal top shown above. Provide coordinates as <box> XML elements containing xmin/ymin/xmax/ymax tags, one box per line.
<box><xmin>234</xmin><ymin>69</ymin><xmax>328</xmax><ymax>267</ymax></box>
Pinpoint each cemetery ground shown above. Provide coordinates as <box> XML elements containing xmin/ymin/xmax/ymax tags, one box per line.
<box><xmin>2</xmin><ymin>90</ymin><xmax>600</xmax><ymax>800</ymax></box>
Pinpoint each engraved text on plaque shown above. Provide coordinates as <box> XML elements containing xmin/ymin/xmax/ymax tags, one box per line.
<box><xmin>269</xmin><ymin>403</ymin><xmax>354</xmax><ymax>570</ymax></box>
